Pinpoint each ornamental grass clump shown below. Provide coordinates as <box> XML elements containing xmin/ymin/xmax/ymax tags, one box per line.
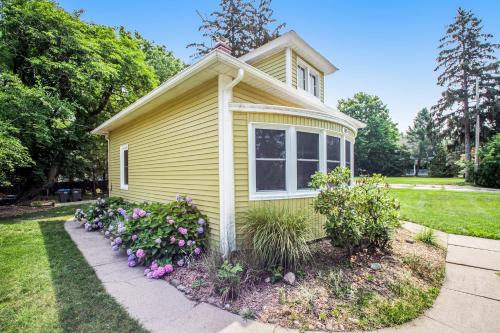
<box><xmin>242</xmin><ymin>206</ymin><xmax>312</xmax><ymax>271</ymax></box>
<box><xmin>310</xmin><ymin>167</ymin><xmax>400</xmax><ymax>257</ymax></box>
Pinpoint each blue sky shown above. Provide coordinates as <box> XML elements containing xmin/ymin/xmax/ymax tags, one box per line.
<box><xmin>58</xmin><ymin>0</ymin><xmax>500</xmax><ymax>131</ymax></box>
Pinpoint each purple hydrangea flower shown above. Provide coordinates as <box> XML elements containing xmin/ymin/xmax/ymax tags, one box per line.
<box><xmin>170</xmin><ymin>236</ymin><xmax>176</xmax><ymax>244</ymax></box>
<box><xmin>105</xmin><ymin>231</ymin><xmax>110</xmax><ymax>237</ymax></box>
<box><xmin>115</xmin><ymin>237</ymin><xmax>122</xmax><ymax>245</ymax></box>
<box><xmin>187</xmin><ymin>240</ymin><xmax>193</xmax><ymax>247</ymax></box>
<box><xmin>168</xmin><ymin>219</ymin><xmax>175</xmax><ymax>225</ymax></box>
<box><xmin>138</xmin><ymin>210</ymin><xmax>147</xmax><ymax>218</ymax></box>
<box><xmin>94</xmin><ymin>218</ymin><xmax>100</xmax><ymax>223</ymax></box>
<box><xmin>126</xmin><ymin>249</ymin><xmax>133</xmax><ymax>256</ymax></box>
<box><xmin>194</xmin><ymin>247</ymin><xmax>202</xmax><ymax>255</ymax></box>
<box><xmin>186</xmin><ymin>196</ymin><xmax>192</xmax><ymax>203</ymax></box>
<box><xmin>176</xmin><ymin>194</ymin><xmax>181</xmax><ymax>201</ymax></box>
<box><xmin>128</xmin><ymin>260</ymin><xmax>136</xmax><ymax>267</ymax></box>
<box><xmin>177</xmin><ymin>259</ymin><xmax>185</xmax><ymax>267</ymax></box>
<box><xmin>132</xmin><ymin>212</ymin><xmax>139</xmax><ymax>220</ymax></box>
<box><xmin>196</xmin><ymin>227</ymin><xmax>204</xmax><ymax>234</ymax></box>
<box><xmin>108</xmin><ymin>225</ymin><xmax>114</xmax><ymax>231</ymax></box>
<box><xmin>150</xmin><ymin>262</ymin><xmax>159</xmax><ymax>271</ymax></box>
<box><xmin>144</xmin><ymin>268</ymin><xmax>151</xmax><ymax>276</ymax></box>
<box><xmin>178</xmin><ymin>239</ymin><xmax>185</xmax><ymax>247</ymax></box>
<box><xmin>97</xmin><ymin>222</ymin><xmax>103</xmax><ymax>228</ymax></box>
<box><xmin>128</xmin><ymin>254</ymin><xmax>136</xmax><ymax>261</ymax></box>
<box><xmin>112</xmin><ymin>244</ymin><xmax>119</xmax><ymax>251</ymax></box>
<box><xmin>178</xmin><ymin>227</ymin><xmax>188</xmax><ymax>235</ymax></box>
<box><xmin>197</xmin><ymin>218</ymin><xmax>205</xmax><ymax>226</ymax></box>
<box><xmin>156</xmin><ymin>266</ymin><xmax>166</xmax><ymax>277</ymax></box>
<box><xmin>136</xmin><ymin>249</ymin><xmax>145</xmax><ymax>258</ymax></box>
<box><xmin>118</xmin><ymin>222</ymin><xmax>124</xmax><ymax>228</ymax></box>
<box><xmin>155</xmin><ymin>238</ymin><xmax>161</xmax><ymax>245</ymax></box>
<box><xmin>132</xmin><ymin>234</ymin><xmax>138</xmax><ymax>241</ymax></box>
<box><xmin>147</xmin><ymin>271</ymin><xmax>154</xmax><ymax>279</ymax></box>
<box><xmin>164</xmin><ymin>264</ymin><xmax>174</xmax><ymax>274</ymax></box>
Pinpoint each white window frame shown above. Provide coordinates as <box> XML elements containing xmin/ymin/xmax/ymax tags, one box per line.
<box><xmin>296</xmin><ymin>57</ymin><xmax>321</xmax><ymax>99</ymax></box>
<box><xmin>326</xmin><ymin>134</ymin><xmax>342</xmax><ymax>172</ymax></box>
<box><xmin>120</xmin><ymin>144</ymin><xmax>129</xmax><ymax>190</ymax></box>
<box><xmin>249</xmin><ymin>123</ymin><xmax>348</xmax><ymax>201</ymax></box>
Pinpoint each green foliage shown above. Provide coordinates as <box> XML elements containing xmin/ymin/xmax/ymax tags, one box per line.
<box><xmin>406</xmin><ymin>108</ymin><xmax>440</xmax><ymax>175</ymax></box>
<box><xmin>216</xmin><ymin>261</ymin><xmax>244</xmax><ymax>302</ymax></box>
<box><xmin>325</xmin><ymin>268</ymin><xmax>353</xmax><ymax>299</ymax></box>
<box><xmin>188</xmin><ymin>0</ymin><xmax>285</xmax><ymax>58</ymax></box>
<box><xmin>269</xmin><ymin>266</ymin><xmax>283</xmax><ymax>283</ymax></box>
<box><xmin>0</xmin><ymin>120</ymin><xmax>32</xmax><ymax>185</ymax></box>
<box><xmin>0</xmin><ymin>0</ymin><xmax>184</xmax><ymax>197</ymax></box>
<box><xmin>414</xmin><ymin>228</ymin><xmax>438</xmax><ymax>246</ymax></box>
<box><xmin>242</xmin><ymin>206</ymin><xmax>312</xmax><ymax>270</ymax></box>
<box><xmin>338</xmin><ymin>92</ymin><xmax>412</xmax><ymax>176</ymax></box>
<box><xmin>429</xmin><ymin>143</ymin><xmax>459</xmax><ymax>177</ymax></box>
<box><xmin>310</xmin><ymin>167</ymin><xmax>400</xmax><ymax>257</ymax></box>
<box><xmin>472</xmin><ymin>133</ymin><xmax>500</xmax><ymax>188</ymax></box>
<box><xmin>403</xmin><ymin>255</ymin><xmax>445</xmax><ymax>286</ymax></box>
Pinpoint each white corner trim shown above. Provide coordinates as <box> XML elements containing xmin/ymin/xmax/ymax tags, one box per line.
<box><xmin>218</xmin><ymin>69</ymin><xmax>244</xmax><ymax>257</ymax></box>
<box><xmin>119</xmin><ymin>144</ymin><xmax>129</xmax><ymax>190</ymax></box>
<box><xmin>285</xmin><ymin>47</ymin><xmax>292</xmax><ymax>86</ymax></box>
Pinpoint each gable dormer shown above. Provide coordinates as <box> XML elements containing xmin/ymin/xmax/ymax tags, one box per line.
<box><xmin>239</xmin><ymin>31</ymin><xmax>337</xmax><ymax>103</ymax></box>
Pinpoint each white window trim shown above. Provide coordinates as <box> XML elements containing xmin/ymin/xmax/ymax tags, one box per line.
<box><xmin>248</xmin><ymin>123</ymin><xmax>350</xmax><ymax>201</ymax></box>
<box><xmin>120</xmin><ymin>144</ymin><xmax>129</xmax><ymax>190</ymax></box>
<box><xmin>296</xmin><ymin>57</ymin><xmax>321</xmax><ymax>99</ymax></box>
<box><xmin>326</xmin><ymin>134</ymin><xmax>342</xmax><ymax>170</ymax></box>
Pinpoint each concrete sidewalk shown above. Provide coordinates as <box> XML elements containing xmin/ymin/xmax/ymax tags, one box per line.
<box><xmin>65</xmin><ymin>220</ymin><xmax>500</xmax><ymax>333</ymax></box>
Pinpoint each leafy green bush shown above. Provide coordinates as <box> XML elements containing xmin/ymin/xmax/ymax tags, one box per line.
<box><xmin>242</xmin><ymin>206</ymin><xmax>312</xmax><ymax>271</ymax></box>
<box><xmin>473</xmin><ymin>133</ymin><xmax>500</xmax><ymax>188</ymax></box>
<box><xmin>310</xmin><ymin>167</ymin><xmax>400</xmax><ymax>257</ymax></box>
<box><xmin>429</xmin><ymin>143</ymin><xmax>459</xmax><ymax>177</ymax></box>
<box><xmin>215</xmin><ymin>261</ymin><xmax>244</xmax><ymax>302</ymax></box>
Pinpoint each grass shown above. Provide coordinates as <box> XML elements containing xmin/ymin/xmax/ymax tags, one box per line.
<box><xmin>390</xmin><ymin>189</ymin><xmax>500</xmax><ymax>239</ymax></box>
<box><xmin>0</xmin><ymin>205</ymin><xmax>148</xmax><ymax>333</ymax></box>
<box><xmin>414</xmin><ymin>228</ymin><xmax>438</xmax><ymax>246</ymax></box>
<box><xmin>377</xmin><ymin>177</ymin><xmax>466</xmax><ymax>185</ymax></box>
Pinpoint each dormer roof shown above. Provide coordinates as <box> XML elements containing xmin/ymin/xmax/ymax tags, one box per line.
<box><xmin>239</xmin><ymin>30</ymin><xmax>338</xmax><ymax>75</ymax></box>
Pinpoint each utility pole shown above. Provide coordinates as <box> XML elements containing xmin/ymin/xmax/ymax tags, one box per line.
<box><xmin>474</xmin><ymin>78</ymin><xmax>480</xmax><ymax>171</ymax></box>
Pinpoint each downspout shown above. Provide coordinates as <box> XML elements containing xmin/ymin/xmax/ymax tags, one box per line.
<box><xmin>218</xmin><ymin>68</ymin><xmax>244</xmax><ymax>258</ymax></box>
<box><xmin>105</xmin><ymin>134</ymin><xmax>111</xmax><ymax>194</ymax></box>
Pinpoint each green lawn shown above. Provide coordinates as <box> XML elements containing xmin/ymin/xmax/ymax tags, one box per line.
<box><xmin>0</xmin><ymin>206</ymin><xmax>148</xmax><ymax>333</ymax></box>
<box><xmin>382</xmin><ymin>177</ymin><xmax>466</xmax><ymax>185</ymax></box>
<box><xmin>390</xmin><ymin>189</ymin><xmax>500</xmax><ymax>239</ymax></box>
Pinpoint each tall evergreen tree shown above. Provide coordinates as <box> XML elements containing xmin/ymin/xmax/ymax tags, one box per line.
<box><xmin>188</xmin><ymin>0</ymin><xmax>285</xmax><ymax>59</ymax></box>
<box><xmin>406</xmin><ymin>108</ymin><xmax>439</xmax><ymax>175</ymax></box>
<box><xmin>433</xmin><ymin>7</ymin><xmax>499</xmax><ymax>178</ymax></box>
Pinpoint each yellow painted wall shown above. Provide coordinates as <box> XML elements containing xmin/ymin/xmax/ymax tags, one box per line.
<box><xmin>292</xmin><ymin>51</ymin><xmax>325</xmax><ymax>102</ymax></box>
<box><xmin>233</xmin><ymin>110</ymin><xmax>347</xmax><ymax>247</ymax></box>
<box><xmin>108</xmin><ymin>78</ymin><xmax>220</xmax><ymax>245</ymax></box>
<box><xmin>252</xmin><ymin>50</ymin><xmax>286</xmax><ymax>83</ymax></box>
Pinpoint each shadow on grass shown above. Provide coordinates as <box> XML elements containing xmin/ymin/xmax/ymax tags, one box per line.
<box><xmin>38</xmin><ymin>219</ymin><xmax>148</xmax><ymax>333</ymax></box>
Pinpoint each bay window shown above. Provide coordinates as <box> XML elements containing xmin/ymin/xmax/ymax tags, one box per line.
<box><xmin>250</xmin><ymin>124</ymin><xmax>354</xmax><ymax>200</ymax></box>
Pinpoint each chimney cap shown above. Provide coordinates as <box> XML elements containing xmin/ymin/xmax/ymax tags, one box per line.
<box><xmin>213</xmin><ymin>38</ymin><xmax>232</xmax><ymax>54</ymax></box>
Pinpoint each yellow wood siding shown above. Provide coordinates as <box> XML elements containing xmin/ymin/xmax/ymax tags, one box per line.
<box><xmin>252</xmin><ymin>50</ymin><xmax>286</xmax><ymax>83</ymax></box>
<box><xmin>292</xmin><ymin>51</ymin><xmax>325</xmax><ymax>102</ymax></box>
<box><xmin>233</xmin><ymin>83</ymin><xmax>299</xmax><ymax>107</ymax></box>
<box><xmin>108</xmin><ymin>78</ymin><xmax>220</xmax><ymax>245</ymax></box>
<box><xmin>233</xmin><ymin>111</ymin><xmax>346</xmax><ymax>247</ymax></box>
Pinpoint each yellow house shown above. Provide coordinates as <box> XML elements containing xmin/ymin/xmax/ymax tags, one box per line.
<box><xmin>92</xmin><ymin>31</ymin><xmax>365</xmax><ymax>255</ymax></box>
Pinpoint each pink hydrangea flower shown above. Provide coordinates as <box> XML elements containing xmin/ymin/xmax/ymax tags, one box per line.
<box><xmin>132</xmin><ymin>212</ymin><xmax>139</xmax><ymax>220</ymax></box>
<box><xmin>194</xmin><ymin>247</ymin><xmax>202</xmax><ymax>255</ymax></box>
<box><xmin>150</xmin><ymin>262</ymin><xmax>159</xmax><ymax>271</ymax></box>
<box><xmin>136</xmin><ymin>249</ymin><xmax>145</xmax><ymax>258</ymax></box>
<box><xmin>164</xmin><ymin>264</ymin><xmax>173</xmax><ymax>274</ymax></box>
<box><xmin>147</xmin><ymin>271</ymin><xmax>153</xmax><ymax>279</ymax></box>
<box><xmin>156</xmin><ymin>266</ymin><xmax>166</xmax><ymax>277</ymax></box>
<box><xmin>178</xmin><ymin>227</ymin><xmax>188</xmax><ymax>235</ymax></box>
<box><xmin>170</xmin><ymin>236</ymin><xmax>176</xmax><ymax>244</ymax></box>
<box><xmin>168</xmin><ymin>219</ymin><xmax>175</xmax><ymax>225</ymax></box>
<box><xmin>138</xmin><ymin>209</ymin><xmax>147</xmax><ymax>218</ymax></box>
<box><xmin>178</xmin><ymin>240</ymin><xmax>185</xmax><ymax>247</ymax></box>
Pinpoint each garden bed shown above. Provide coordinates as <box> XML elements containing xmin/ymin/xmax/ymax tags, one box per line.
<box><xmin>165</xmin><ymin>227</ymin><xmax>446</xmax><ymax>331</ymax></box>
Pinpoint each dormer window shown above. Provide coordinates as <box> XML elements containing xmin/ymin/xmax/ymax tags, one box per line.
<box><xmin>296</xmin><ymin>57</ymin><xmax>320</xmax><ymax>99</ymax></box>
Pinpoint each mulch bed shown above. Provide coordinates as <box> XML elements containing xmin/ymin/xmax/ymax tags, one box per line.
<box><xmin>164</xmin><ymin>227</ymin><xmax>446</xmax><ymax>331</ymax></box>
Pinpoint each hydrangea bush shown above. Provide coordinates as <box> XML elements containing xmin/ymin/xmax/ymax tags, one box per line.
<box><xmin>76</xmin><ymin>194</ymin><xmax>208</xmax><ymax>278</ymax></box>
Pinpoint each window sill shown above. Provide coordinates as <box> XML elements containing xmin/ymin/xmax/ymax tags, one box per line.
<box><xmin>120</xmin><ymin>185</ymin><xmax>128</xmax><ymax>190</ymax></box>
<box><xmin>250</xmin><ymin>190</ymin><xmax>318</xmax><ymax>201</ymax></box>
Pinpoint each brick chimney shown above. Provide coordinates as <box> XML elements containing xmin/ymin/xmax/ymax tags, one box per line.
<box><xmin>213</xmin><ymin>38</ymin><xmax>232</xmax><ymax>54</ymax></box>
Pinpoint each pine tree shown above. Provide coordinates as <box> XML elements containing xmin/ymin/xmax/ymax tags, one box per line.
<box><xmin>187</xmin><ymin>0</ymin><xmax>285</xmax><ymax>59</ymax></box>
<box><xmin>406</xmin><ymin>108</ymin><xmax>439</xmax><ymax>175</ymax></box>
<box><xmin>433</xmin><ymin>8</ymin><xmax>499</xmax><ymax>179</ymax></box>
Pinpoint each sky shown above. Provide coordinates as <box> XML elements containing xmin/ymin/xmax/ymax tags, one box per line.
<box><xmin>57</xmin><ymin>0</ymin><xmax>500</xmax><ymax>131</ymax></box>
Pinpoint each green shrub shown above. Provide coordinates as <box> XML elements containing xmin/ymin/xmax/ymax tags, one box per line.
<box><xmin>473</xmin><ymin>133</ymin><xmax>500</xmax><ymax>188</ymax></box>
<box><xmin>414</xmin><ymin>228</ymin><xmax>438</xmax><ymax>246</ymax></box>
<box><xmin>242</xmin><ymin>206</ymin><xmax>312</xmax><ymax>271</ymax></box>
<box><xmin>429</xmin><ymin>143</ymin><xmax>459</xmax><ymax>177</ymax></box>
<box><xmin>216</xmin><ymin>261</ymin><xmax>244</xmax><ymax>302</ymax></box>
<box><xmin>310</xmin><ymin>167</ymin><xmax>400</xmax><ymax>257</ymax></box>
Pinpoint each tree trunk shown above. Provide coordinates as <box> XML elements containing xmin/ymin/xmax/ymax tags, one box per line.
<box><xmin>415</xmin><ymin>159</ymin><xmax>421</xmax><ymax>176</ymax></box>
<box><xmin>16</xmin><ymin>164</ymin><xmax>60</xmax><ymax>203</ymax></box>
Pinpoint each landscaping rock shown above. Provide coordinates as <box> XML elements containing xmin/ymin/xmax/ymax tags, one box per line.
<box><xmin>176</xmin><ymin>284</ymin><xmax>186</xmax><ymax>292</ymax></box>
<box><xmin>406</xmin><ymin>238</ymin><xmax>415</xmax><ymax>244</ymax></box>
<box><xmin>170</xmin><ymin>278</ymin><xmax>181</xmax><ymax>287</ymax></box>
<box><xmin>283</xmin><ymin>272</ymin><xmax>296</xmax><ymax>285</ymax></box>
<box><xmin>224</xmin><ymin>303</ymin><xmax>231</xmax><ymax>310</ymax></box>
<box><xmin>264</xmin><ymin>277</ymin><xmax>271</xmax><ymax>283</ymax></box>
<box><xmin>370</xmin><ymin>263</ymin><xmax>382</xmax><ymax>270</ymax></box>
<box><xmin>207</xmin><ymin>296</ymin><xmax>216</xmax><ymax>304</ymax></box>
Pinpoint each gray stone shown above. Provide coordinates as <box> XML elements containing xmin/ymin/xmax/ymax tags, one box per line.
<box><xmin>283</xmin><ymin>272</ymin><xmax>296</xmax><ymax>285</ymax></box>
<box><xmin>177</xmin><ymin>284</ymin><xmax>186</xmax><ymax>292</ymax></box>
<box><xmin>170</xmin><ymin>278</ymin><xmax>181</xmax><ymax>287</ymax></box>
<box><xmin>224</xmin><ymin>303</ymin><xmax>231</xmax><ymax>310</ymax></box>
<box><xmin>370</xmin><ymin>262</ymin><xmax>382</xmax><ymax>270</ymax></box>
<box><xmin>405</xmin><ymin>238</ymin><xmax>415</xmax><ymax>244</ymax></box>
<box><xmin>264</xmin><ymin>277</ymin><xmax>271</xmax><ymax>283</ymax></box>
<box><xmin>207</xmin><ymin>296</ymin><xmax>216</xmax><ymax>304</ymax></box>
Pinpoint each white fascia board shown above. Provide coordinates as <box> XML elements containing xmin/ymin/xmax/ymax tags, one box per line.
<box><xmin>239</xmin><ymin>31</ymin><xmax>338</xmax><ymax>75</ymax></box>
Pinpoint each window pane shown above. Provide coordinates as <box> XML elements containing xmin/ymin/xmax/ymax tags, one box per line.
<box><xmin>256</xmin><ymin>160</ymin><xmax>286</xmax><ymax>191</ymax></box>
<box><xmin>327</xmin><ymin>161</ymin><xmax>340</xmax><ymax>173</ymax></box>
<box><xmin>297</xmin><ymin>161</ymin><xmax>318</xmax><ymax>189</ymax></box>
<box><xmin>297</xmin><ymin>132</ymin><xmax>319</xmax><ymax>159</ymax></box>
<box><xmin>310</xmin><ymin>74</ymin><xmax>318</xmax><ymax>97</ymax></box>
<box><xmin>123</xmin><ymin>149</ymin><xmax>129</xmax><ymax>185</ymax></box>
<box><xmin>327</xmin><ymin>136</ymin><xmax>340</xmax><ymax>161</ymax></box>
<box><xmin>255</xmin><ymin>129</ymin><xmax>286</xmax><ymax>159</ymax></box>
<box><xmin>345</xmin><ymin>140</ymin><xmax>352</xmax><ymax>164</ymax></box>
<box><xmin>298</xmin><ymin>66</ymin><xmax>306</xmax><ymax>90</ymax></box>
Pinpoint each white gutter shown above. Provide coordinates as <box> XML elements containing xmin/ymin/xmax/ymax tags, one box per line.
<box><xmin>218</xmin><ymin>68</ymin><xmax>244</xmax><ymax>257</ymax></box>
